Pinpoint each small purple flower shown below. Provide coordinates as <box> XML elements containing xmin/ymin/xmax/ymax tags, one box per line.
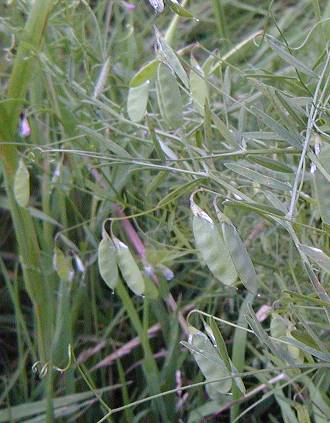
<box><xmin>121</xmin><ymin>1</ymin><xmax>136</xmax><ymax>11</ymax></box>
<box><xmin>19</xmin><ymin>113</ymin><xmax>31</xmax><ymax>138</ymax></box>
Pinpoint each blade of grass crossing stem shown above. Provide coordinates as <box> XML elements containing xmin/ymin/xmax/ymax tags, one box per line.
<box><xmin>115</xmin><ymin>281</ymin><xmax>169</xmax><ymax>421</ymax></box>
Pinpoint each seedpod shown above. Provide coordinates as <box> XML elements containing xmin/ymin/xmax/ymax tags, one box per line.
<box><xmin>190</xmin><ymin>192</ymin><xmax>237</xmax><ymax>286</ymax></box>
<box><xmin>184</xmin><ymin>326</ymin><xmax>232</xmax><ymax>396</ymax></box>
<box><xmin>98</xmin><ymin>228</ymin><xmax>119</xmax><ymax>290</ymax></box>
<box><xmin>156</xmin><ymin>63</ymin><xmax>183</xmax><ymax>129</ymax></box>
<box><xmin>113</xmin><ymin>237</ymin><xmax>145</xmax><ymax>296</ymax></box>
<box><xmin>127</xmin><ymin>80</ymin><xmax>150</xmax><ymax>122</ymax></box>
<box><xmin>14</xmin><ymin>159</ymin><xmax>30</xmax><ymax>208</ymax></box>
<box><xmin>214</xmin><ymin>199</ymin><xmax>258</xmax><ymax>294</ymax></box>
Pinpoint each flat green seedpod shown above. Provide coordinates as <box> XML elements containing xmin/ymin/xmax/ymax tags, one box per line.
<box><xmin>156</xmin><ymin>63</ymin><xmax>183</xmax><ymax>129</ymax></box>
<box><xmin>14</xmin><ymin>159</ymin><xmax>30</xmax><ymax>208</ymax></box>
<box><xmin>98</xmin><ymin>234</ymin><xmax>119</xmax><ymax>290</ymax></box>
<box><xmin>114</xmin><ymin>238</ymin><xmax>145</xmax><ymax>296</ymax></box>
<box><xmin>222</xmin><ymin>221</ymin><xmax>258</xmax><ymax>294</ymax></box>
<box><xmin>185</xmin><ymin>327</ymin><xmax>232</xmax><ymax>396</ymax></box>
<box><xmin>127</xmin><ymin>80</ymin><xmax>150</xmax><ymax>122</ymax></box>
<box><xmin>191</xmin><ymin>199</ymin><xmax>237</xmax><ymax>286</ymax></box>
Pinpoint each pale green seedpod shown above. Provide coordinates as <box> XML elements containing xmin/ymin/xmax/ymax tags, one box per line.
<box><xmin>114</xmin><ymin>237</ymin><xmax>145</xmax><ymax>296</ymax></box>
<box><xmin>14</xmin><ymin>159</ymin><xmax>30</xmax><ymax>208</ymax></box>
<box><xmin>53</xmin><ymin>247</ymin><xmax>74</xmax><ymax>282</ymax></box>
<box><xmin>270</xmin><ymin>313</ymin><xmax>301</xmax><ymax>361</ymax></box>
<box><xmin>213</xmin><ymin>199</ymin><xmax>258</xmax><ymax>293</ymax></box>
<box><xmin>221</xmin><ymin>220</ymin><xmax>258</xmax><ymax>294</ymax></box>
<box><xmin>156</xmin><ymin>63</ymin><xmax>183</xmax><ymax>129</ymax></box>
<box><xmin>190</xmin><ymin>56</ymin><xmax>209</xmax><ymax>115</ymax></box>
<box><xmin>98</xmin><ymin>230</ymin><xmax>119</xmax><ymax>290</ymax></box>
<box><xmin>190</xmin><ymin>194</ymin><xmax>237</xmax><ymax>286</ymax></box>
<box><xmin>127</xmin><ymin>80</ymin><xmax>150</xmax><ymax>122</ymax></box>
<box><xmin>187</xmin><ymin>326</ymin><xmax>232</xmax><ymax>395</ymax></box>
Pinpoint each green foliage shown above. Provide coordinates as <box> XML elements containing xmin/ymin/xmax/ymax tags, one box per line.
<box><xmin>1</xmin><ymin>0</ymin><xmax>330</xmax><ymax>422</ymax></box>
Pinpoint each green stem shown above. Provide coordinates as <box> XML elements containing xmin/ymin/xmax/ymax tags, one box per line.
<box><xmin>211</xmin><ymin>0</ymin><xmax>228</xmax><ymax>41</ymax></box>
<box><xmin>116</xmin><ymin>281</ymin><xmax>169</xmax><ymax>421</ymax></box>
<box><xmin>0</xmin><ymin>0</ymin><xmax>55</xmax><ymax>363</ymax></box>
<box><xmin>231</xmin><ymin>293</ymin><xmax>255</xmax><ymax>421</ymax></box>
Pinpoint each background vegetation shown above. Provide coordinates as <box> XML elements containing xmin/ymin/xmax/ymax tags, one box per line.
<box><xmin>1</xmin><ymin>0</ymin><xmax>330</xmax><ymax>422</ymax></box>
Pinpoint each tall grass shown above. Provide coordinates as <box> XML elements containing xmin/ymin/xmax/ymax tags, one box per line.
<box><xmin>1</xmin><ymin>0</ymin><xmax>330</xmax><ymax>422</ymax></box>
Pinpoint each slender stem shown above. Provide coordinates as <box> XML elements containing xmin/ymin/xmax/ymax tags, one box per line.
<box><xmin>288</xmin><ymin>51</ymin><xmax>330</xmax><ymax>219</ymax></box>
<box><xmin>97</xmin><ymin>363</ymin><xmax>330</xmax><ymax>422</ymax></box>
<box><xmin>0</xmin><ymin>0</ymin><xmax>55</xmax><ymax>363</ymax></box>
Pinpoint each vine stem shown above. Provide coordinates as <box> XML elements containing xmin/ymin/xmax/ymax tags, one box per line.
<box><xmin>287</xmin><ymin>49</ymin><xmax>330</xmax><ymax>219</ymax></box>
<box><xmin>97</xmin><ymin>363</ymin><xmax>330</xmax><ymax>422</ymax></box>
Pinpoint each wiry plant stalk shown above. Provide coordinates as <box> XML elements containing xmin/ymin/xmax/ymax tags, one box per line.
<box><xmin>0</xmin><ymin>1</ymin><xmax>56</xmax><ymax>421</ymax></box>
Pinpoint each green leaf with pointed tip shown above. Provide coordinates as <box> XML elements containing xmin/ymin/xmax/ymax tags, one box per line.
<box><xmin>266</xmin><ymin>36</ymin><xmax>317</xmax><ymax>78</ymax></box>
<box><xmin>299</xmin><ymin>244</ymin><xmax>330</xmax><ymax>273</ymax></box>
<box><xmin>247</xmin><ymin>155</ymin><xmax>293</xmax><ymax>173</ymax></box>
<box><xmin>212</xmin><ymin>113</ymin><xmax>238</xmax><ymax>147</ymax></box>
<box><xmin>129</xmin><ymin>60</ymin><xmax>159</xmax><ymax>87</ymax></box>
<box><xmin>168</xmin><ymin>0</ymin><xmax>193</xmax><ymax>18</ymax></box>
<box><xmin>224</xmin><ymin>199</ymin><xmax>285</xmax><ymax>217</ymax></box>
<box><xmin>155</xmin><ymin>28</ymin><xmax>189</xmax><ymax>88</ymax></box>
<box><xmin>127</xmin><ymin>80</ymin><xmax>150</xmax><ymax>122</ymax></box>
<box><xmin>224</xmin><ymin>161</ymin><xmax>291</xmax><ymax>191</ymax></box>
